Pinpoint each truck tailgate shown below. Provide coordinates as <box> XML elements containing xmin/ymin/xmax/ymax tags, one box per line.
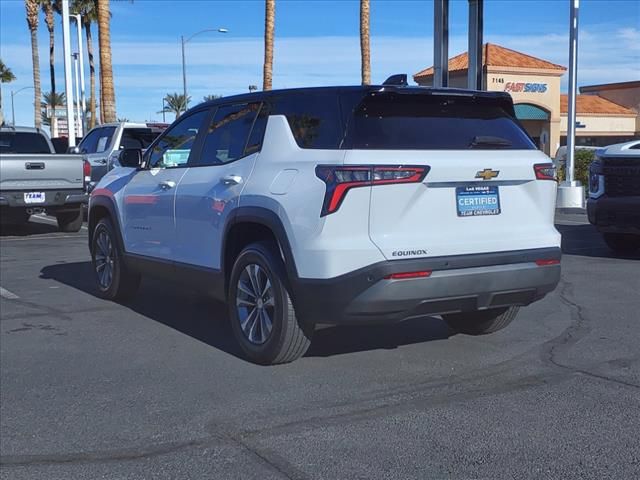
<box><xmin>0</xmin><ymin>154</ymin><xmax>84</xmax><ymax>191</ymax></box>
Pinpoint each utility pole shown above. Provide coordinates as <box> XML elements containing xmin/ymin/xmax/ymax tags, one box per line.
<box><xmin>72</xmin><ymin>53</ymin><xmax>82</xmax><ymax>137</ymax></box>
<box><xmin>433</xmin><ymin>0</ymin><xmax>449</xmax><ymax>87</ymax></box>
<box><xmin>61</xmin><ymin>0</ymin><xmax>76</xmax><ymax>145</ymax></box>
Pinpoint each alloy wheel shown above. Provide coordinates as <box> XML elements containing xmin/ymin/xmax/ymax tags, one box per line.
<box><xmin>236</xmin><ymin>264</ymin><xmax>275</xmax><ymax>345</ymax></box>
<box><xmin>94</xmin><ymin>230</ymin><xmax>114</xmax><ymax>289</ymax></box>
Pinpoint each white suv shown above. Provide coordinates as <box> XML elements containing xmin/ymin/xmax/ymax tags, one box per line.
<box><xmin>88</xmin><ymin>85</ymin><xmax>561</xmax><ymax>364</ymax></box>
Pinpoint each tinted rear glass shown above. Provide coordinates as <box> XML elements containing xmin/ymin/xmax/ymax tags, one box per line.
<box><xmin>120</xmin><ymin>128</ymin><xmax>158</xmax><ymax>150</ymax></box>
<box><xmin>0</xmin><ymin>132</ymin><xmax>52</xmax><ymax>154</ymax></box>
<box><xmin>342</xmin><ymin>92</ymin><xmax>535</xmax><ymax>150</ymax></box>
<box><xmin>271</xmin><ymin>93</ymin><xmax>343</xmax><ymax>149</ymax></box>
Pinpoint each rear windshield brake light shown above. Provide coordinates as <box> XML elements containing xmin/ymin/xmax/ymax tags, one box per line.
<box><xmin>315</xmin><ymin>165</ymin><xmax>429</xmax><ymax>216</ymax></box>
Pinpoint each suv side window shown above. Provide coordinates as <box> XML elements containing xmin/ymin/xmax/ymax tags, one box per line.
<box><xmin>78</xmin><ymin>128</ymin><xmax>100</xmax><ymax>153</ymax></box>
<box><xmin>272</xmin><ymin>93</ymin><xmax>342</xmax><ymax>149</ymax></box>
<box><xmin>192</xmin><ymin>102</ymin><xmax>261</xmax><ymax>166</ymax></box>
<box><xmin>147</xmin><ymin>110</ymin><xmax>208</xmax><ymax>168</ymax></box>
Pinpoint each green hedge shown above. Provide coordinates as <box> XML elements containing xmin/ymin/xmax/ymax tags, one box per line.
<box><xmin>558</xmin><ymin>149</ymin><xmax>595</xmax><ymax>185</ymax></box>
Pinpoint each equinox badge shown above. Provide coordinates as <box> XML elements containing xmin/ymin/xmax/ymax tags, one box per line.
<box><xmin>475</xmin><ymin>168</ymin><xmax>500</xmax><ymax>180</ymax></box>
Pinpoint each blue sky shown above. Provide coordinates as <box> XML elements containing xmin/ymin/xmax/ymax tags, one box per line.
<box><xmin>1</xmin><ymin>0</ymin><xmax>639</xmax><ymax>127</ymax></box>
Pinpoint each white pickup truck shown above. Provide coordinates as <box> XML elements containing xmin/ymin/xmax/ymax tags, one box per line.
<box><xmin>0</xmin><ymin>126</ymin><xmax>89</xmax><ymax>232</ymax></box>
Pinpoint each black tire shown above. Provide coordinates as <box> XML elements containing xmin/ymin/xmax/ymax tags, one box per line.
<box><xmin>90</xmin><ymin>218</ymin><xmax>140</xmax><ymax>301</ymax></box>
<box><xmin>602</xmin><ymin>233</ymin><xmax>640</xmax><ymax>255</ymax></box>
<box><xmin>228</xmin><ymin>242</ymin><xmax>313</xmax><ymax>365</ymax></box>
<box><xmin>56</xmin><ymin>208</ymin><xmax>83</xmax><ymax>232</ymax></box>
<box><xmin>443</xmin><ymin>306</ymin><xmax>520</xmax><ymax>335</ymax></box>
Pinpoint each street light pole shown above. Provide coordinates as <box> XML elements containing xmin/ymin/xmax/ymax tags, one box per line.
<box><xmin>72</xmin><ymin>53</ymin><xmax>82</xmax><ymax>136</ymax></box>
<box><xmin>181</xmin><ymin>28</ymin><xmax>228</xmax><ymax>107</ymax></box>
<box><xmin>61</xmin><ymin>0</ymin><xmax>76</xmax><ymax>146</ymax></box>
<box><xmin>10</xmin><ymin>86</ymin><xmax>34</xmax><ymax>126</ymax></box>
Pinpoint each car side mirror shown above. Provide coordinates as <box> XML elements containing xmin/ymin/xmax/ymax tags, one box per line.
<box><xmin>119</xmin><ymin>148</ymin><xmax>143</xmax><ymax>168</ymax></box>
<box><xmin>67</xmin><ymin>146</ymin><xmax>80</xmax><ymax>154</ymax></box>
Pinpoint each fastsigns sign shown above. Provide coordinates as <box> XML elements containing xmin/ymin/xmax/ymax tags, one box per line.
<box><xmin>504</xmin><ymin>82</ymin><xmax>548</xmax><ymax>93</ymax></box>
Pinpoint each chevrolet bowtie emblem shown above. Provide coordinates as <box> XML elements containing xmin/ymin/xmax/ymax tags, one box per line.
<box><xmin>475</xmin><ymin>169</ymin><xmax>500</xmax><ymax>180</ymax></box>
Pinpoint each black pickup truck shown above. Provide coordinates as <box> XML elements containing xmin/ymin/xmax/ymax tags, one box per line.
<box><xmin>587</xmin><ymin>140</ymin><xmax>640</xmax><ymax>254</ymax></box>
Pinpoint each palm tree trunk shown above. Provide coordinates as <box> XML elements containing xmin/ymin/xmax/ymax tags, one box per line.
<box><xmin>25</xmin><ymin>0</ymin><xmax>41</xmax><ymax>128</ymax></box>
<box><xmin>263</xmin><ymin>0</ymin><xmax>275</xmax><ymax>91</ymax></box>
<box><xmin>97</xmin><ymin>0</ymin><xmax>116</xmax><ymax>123</ymax></box>
<box><xmin>29</xmin><ymin>28</ymin><xmax>42</xmax><ymax>128</ymax></box>
<box><xmin>85</xmin><ymin>22</ymin><xmax>97</xmax><ymax>128</ymax></box>
<box><xmin>360</xmin><ymin>0</ymin><xmax>371</xmax><ymax>85</ymax></box>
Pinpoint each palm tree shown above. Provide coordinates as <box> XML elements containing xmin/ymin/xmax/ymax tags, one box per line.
<box><xmin>40</xmin><ymin>1</ymin><xmax>58</xmax><ymax>103</ymax></box>
<box><xmin>0</xmin><ymin>59</ymin><xmax>17</xmax><ymax>114</ymax></box>
<box><xmin>41</xmin><ymin>91</ymin><xmax>65</xmax><ymax>127</ymax></box>
<box><xmin>96</xmin><ymin>0</ymin><xmax>116</xmax><ymax>123</ymax></box>
<box><xmin>248</xmin><ymin>85</ymin><xmax>258</xmax><ymax>93</ymax></box>
<box><xmin>25</xmin><ymin>0</ymin><xmax>42</xmax><ymax>128</ymax></box>
<box><xmin>203</xmin><ymin>94</ymin><xmax>222</xmax><ymax>102</ymax></box>
<box><xmin>160</xmin><ymin>93</ymin><xmax>190</xmax><ymax>120</ymax></box>
<box><xmin>360</xmin><ymin>0</ymin><xmax>371</xmax><ymax>85</ymax></box>
<box><xmin>72</xmin><ymin>0</ymin><xmax>99</xmax><ymax>128</ymax></box>
<box><xmin>263</xmin><ymin>0</ymin><xmax>275</xmax><ymax>91</ymax></box>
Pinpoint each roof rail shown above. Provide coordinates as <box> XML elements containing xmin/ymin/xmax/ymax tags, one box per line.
<box><xmin>382</xmin><ymin>74</ymin><xmax>408</xmax><ymax>86</ymax></box>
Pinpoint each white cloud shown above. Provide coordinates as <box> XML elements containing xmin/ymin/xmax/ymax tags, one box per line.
<box><xmin>3</xmin><ymin>28</ymin><xmax>638</xmax><ymax>124</ymax></box>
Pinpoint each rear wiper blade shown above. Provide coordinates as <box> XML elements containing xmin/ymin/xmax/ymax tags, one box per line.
<box><xmin>469</xmin><ymin>136</ymin><xmax>512</xmax><ymax>148</ymax></box>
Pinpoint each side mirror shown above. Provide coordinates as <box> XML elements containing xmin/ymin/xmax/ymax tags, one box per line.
<box><xmin>67</xmin><ymin>146</ymin><xmax>80</xmax><ymax>154</ymax></box>
<box><xmin>119</xmin><ymin>148</ymin><xmax>143</xmax><ymax>168</ymax></box>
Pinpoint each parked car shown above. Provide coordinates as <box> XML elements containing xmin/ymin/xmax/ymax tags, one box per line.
<box><xmin>88</xmin><ymin>84</ymin><xmax>561</xmax><ymax>364</ymax></box>
<box><xmin>587</xmin><ymin>140</ymin><xmax>640</xmax><ymax>253</ymax></box>
<box><xmin>72</xmin><ymin>122</ymin><xmax>167</xmax><ymax>191</ymax></box>
<box><xmin>0</xmin><ymin>126</ymin><xmax>89</xmax><ymax>231</ymax></box>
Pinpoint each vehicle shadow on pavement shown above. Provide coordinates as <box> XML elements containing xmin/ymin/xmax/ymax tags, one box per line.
<box><xmin>0</xmin><ymin>220</ymin><xmax>59</xmax><ymax>237</ymax></box>
<box><xmin>557</xmin><ymin>223</ymin><xmax>640</xmax><ymax>260</ymax></box>
<box><xmin>40</xmin><ymin>261</ymin><xmax>453</xmax><ymax>361</ymax></box>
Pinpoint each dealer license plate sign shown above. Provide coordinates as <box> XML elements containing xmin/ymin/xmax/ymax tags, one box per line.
<box><xmin>24</xmin><ymin>192</ymin><xmax>46</xmax><ymax>204</ymax></box>
<box><xmin>456</xmin><ymin>185</ymin><xmax>501</xmax><ymax>217</ymax></box>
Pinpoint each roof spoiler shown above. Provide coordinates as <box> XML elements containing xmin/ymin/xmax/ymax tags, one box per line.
<box><xmin>382</xmin><ymin>74</ymin><xmax>408</xmax><ymax>87</ymax></box>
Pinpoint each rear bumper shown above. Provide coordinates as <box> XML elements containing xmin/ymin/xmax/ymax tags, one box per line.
<box><xmin>0</xmin><ymin>190</ymin><xmax>88</xmax><ymax>209</ymax></box>
<box><xmin>587</xmin><ymin>196</ymin><xmax>640</xmax><ymax>234</ymax></box>
<box><xmin>293</xmin><ymin>247</ymin><xmax>561</xmax><ymax>325</ymax></box>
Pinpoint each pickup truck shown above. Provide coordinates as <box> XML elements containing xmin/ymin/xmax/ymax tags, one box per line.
<box><xmin>70</xmin><ymin>122</ymin><xmax>166</xmax><ymax>192</ymax></box>
<box><xmin>0</xmin><ymin>126</ymin><xmax>89</xmax><ymax>232</ymax></box>
<box><xmin>587</xmin><ymin>140</ymin><xmax>640</xmax><ymax>254</ymax></box>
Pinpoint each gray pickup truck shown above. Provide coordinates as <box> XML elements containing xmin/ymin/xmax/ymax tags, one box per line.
<box><xmin>0</xmin><ymin>126</ymin><xmax>88</xmax><ymax>232</ymax></box>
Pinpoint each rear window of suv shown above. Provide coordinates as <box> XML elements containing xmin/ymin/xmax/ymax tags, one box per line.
<box><xmin>0</xmin><ymin>132</ymin><xmax>52</xmax><ymax>154</ymax></box>
<box><xmin>119</xmin><ymin>128</ymin><xmax>159</xmax><ymax>150</ymax></box>
<box><xmin>341</xmin><ymin>92</ymin><xmax>535</xmax><ymax>150</ymax></box>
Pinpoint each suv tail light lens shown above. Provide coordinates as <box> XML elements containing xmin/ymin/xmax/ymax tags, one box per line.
<box><xmin>534</xmin><ymin>163</ymin><xmax>557</xmax><ymax>181</ymax></box>
<box><xmin>315</xmin><ymin>165</ymin><xmax>429</xmax><ymax>216</ymax></box>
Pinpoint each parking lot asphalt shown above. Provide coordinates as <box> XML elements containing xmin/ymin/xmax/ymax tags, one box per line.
<box><xmin>1</xmin><ymin>213</ymin><xmax>639</xmax><ymax>479</ymax></box>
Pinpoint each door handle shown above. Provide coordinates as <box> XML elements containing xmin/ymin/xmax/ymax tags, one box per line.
<box><xmin>222</xmin><ymin>174</ymin><xmax>243</xmax><ymax>185</ymax></box>
<box><xmin>159</xmin><ymin>180</ymin><xmax>176</xmax><ymax>190</ymax></box>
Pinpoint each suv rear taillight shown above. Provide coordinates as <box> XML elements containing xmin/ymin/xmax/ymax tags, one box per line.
<box><xmin>315</xmin><ymin>165</ymin><xmax>429</xmax><ymax>216</ymax></box>
<box><xmin>534</xmin><ymin>163</ymin><xmax>557</xmax><ymax>181</ymax></box>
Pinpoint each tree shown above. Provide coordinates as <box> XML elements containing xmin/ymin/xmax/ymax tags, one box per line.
<box><xmin>248</xmin><ymin>85</ymin><xmax>258</xmax><ymax>93</ymax></box>
<box><xmin>41</xmin><ymin>90</ymin><xmax>65</xmax><ymax>127</ymax></box>
<box><xmin>96</xmin><ymin>0</ymin><xmax>116</xmax><ymax>123</ymax></box>
<box><xmin>40</xmin><ymin>1</ymin><xmax>58</xmax><ymax>104</ymax></box>
<box><xmin>160</xmin><ymin>93</ymin><xmax>190</xmax><ymax>120</ymax></box>
<box><xmin>72</xmin><ymin>0</ymin><xmax>99</xmax><ymax>128</ymax></box>
<box><xmin>263</xmin><ymin>0</ymin><xmax>275</xmax><ymax>91</ymax></box>
<box><xmin>360</xmin><ymin>0</ymin><xmax>371</xmax><ymax>85</ymax></box>
<box><xmin>25</xmin><ymin>0</ymin><xmax>42</xmax><ymax>128</ymax></box>
<box><xmin>0</xmin><ymin>59</ymin><xmax>17</xmax><ymax>114</ymax></box>
<box><xmin>203</xmin><ymin>94</ymin><xmax>222</xmax><ymax>102</ymax></box>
